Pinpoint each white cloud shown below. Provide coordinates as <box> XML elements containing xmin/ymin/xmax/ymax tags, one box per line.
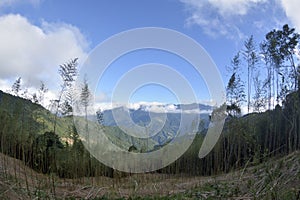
<box><xmin>181</xmin><ymin>0</ymin><xmax>268</xmax><ymax>39</ymax></box>
<box><xmin>207</xmin><ymin>0</ymin><xmax>267</xmax><ymax>16</ymax></box>
<box><xmin>0</xmin><ymin>14</ymin><xmax>89</xmax><ymax>108</ymax></box>
<box><xmin>181</xmin><ymin>0</ymin><xmax>267</xmax><ymax>18</ymax></box>
<box><xmin>0</xmin><ymin>14</ymin><xmax>88</xmax><ymax>92</ymax></box>
<box><xmin>295</xmin><ymin>45</ymin><xmax>300</xmax><ymax>60</ymax></box>
<box><xmin>181</xmin><ymin>0</ymin><xmax>300</xmax><ymax>40</ymax></box>
<box><xmin>279</xmin><ymin>0</ymin><xmax>300</xmax><ymax>30</ymax></box>
<box><xmin>0</xmin><ymin>0</ymin><xmax>41</xmax><ymax>8</ymax></box>
<box><xmin>93</xmin><ymin>101</ymin><xmax>212</xmax><ymax>114</ymax></box>
<box><xmin>0</xmin><ymin>79</ymin><xmax>12</xmax><ymax>93</ymax></box>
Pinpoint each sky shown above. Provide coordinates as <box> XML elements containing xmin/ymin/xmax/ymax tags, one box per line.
<box><xmin>0</xmin><ymin>0</ymin><xmax>299</xmax><ymax>108</ymax></box>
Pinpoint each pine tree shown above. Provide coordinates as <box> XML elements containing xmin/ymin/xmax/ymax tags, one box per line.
<box><xmin>226</xmin><ymin>53</ymin><xmax>246</xmax><ymax>116</ymax></box>
<box><xmin>81</xmin><ymin>75</ymin><xmax>91</xmax><ymax>122</ymax></box>
<box><xmin>11</xmin><ymin>77</ymin><xmax>21</xmax><ymax>96</ymax></box>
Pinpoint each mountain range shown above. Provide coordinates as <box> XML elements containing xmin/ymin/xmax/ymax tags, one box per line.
<box><xmin>98</xmin><ymin>102</ymin><xmax>212</xmax><ymax>146</ymax></box>
<box><xmin>0</xmin><ymin>90</ymin><xmax>213</xmax><ymax>152</ymax></box>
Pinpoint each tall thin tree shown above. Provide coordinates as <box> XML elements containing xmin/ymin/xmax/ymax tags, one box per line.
<box><xmin>38</xmin><ymin>81</ymin><xmax>48</xmax><ymax>106</ymax></box>
<box><xmin>53</xmin><ymin>58</ymin><xmax>78</xmax><ymax>133</ymax></box>
<box><xmin>243</xmin><ymin>35</ymin><xmax>259</xmax><ymax>113</ymax></box>
<box><xmin>11</xmin><ymin>77</ymin><xmax>21</xmax><ymax>96</ymax></box>
<box><xmin>226</xmin><ymin>52</ymin><xmax>246</xmax><ymax>116</ymax></box>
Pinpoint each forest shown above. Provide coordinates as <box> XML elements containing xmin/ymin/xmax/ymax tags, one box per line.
<box><xmin>0</xmin><ymin>24</ymin><xmax>300</xmax><ymax>199</ymax></box>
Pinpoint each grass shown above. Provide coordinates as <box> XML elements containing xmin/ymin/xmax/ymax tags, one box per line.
<box><xmin>0</xmin><ymin>151</ymin><xmax>299</xmax><ymax>199</ymax></box>
<box><xmin>0</xmin><ymin>90</ymin><xmax>299</xmax><ymax>199</ymax></box>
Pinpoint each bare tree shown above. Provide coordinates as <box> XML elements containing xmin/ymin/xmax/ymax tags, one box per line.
<box><xmin>252</xmin><ymin>72</ymin><xmax>267</xmax><ymax>112</ymax></box>
<box><xmin>243</xmin><ymin>35</ymin><xmax>259</xmax><ymax>113</ymax></box>
<box><xmin>38</xmin><ymin>81</ymin><xmax>48</xmax><ymax>106</ymax></box>
<box><xmin>260</xmin><ymin>42</ymin><xmax>273</xmax><ymax>110</ymax></box>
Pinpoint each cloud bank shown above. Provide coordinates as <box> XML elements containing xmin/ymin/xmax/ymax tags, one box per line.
<box><xmin>0</xmin><ymin>14</ymin><xmax>88</xmax><ymax>91</ymax></box>
<box><xmin>94</xmin><ymin>102</ymin><xmax>212</xmax><ymax>114</ymax></box>
<box><xmin>280</xmin><ymin>0</ymin><xmax>300</xmax><ymax>31</ymax></box>
<box><xmin>180</xmin><ymin>0</ymin><xmax>300</xmax><ymax>39</ymax></box>
<box><xmin>181</xmin><ymin>0</ymin><xmax>268</xmax><ymax>39</ymax></box>
<box><xmin>0</xmin><ymin>0</ymin><xmax>41</xmax><ymax>8</ymax></box>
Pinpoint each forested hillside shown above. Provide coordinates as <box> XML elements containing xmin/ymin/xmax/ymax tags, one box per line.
<box><xmin>0</xmin><ymin>24</ymin><xmax>300</xmax><ymax>199</ymax></box>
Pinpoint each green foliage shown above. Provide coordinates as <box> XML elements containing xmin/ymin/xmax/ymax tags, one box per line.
<box><xmin>59</xmin><ymin>58</ymin><xmax>78</xmax><ymax>87</ymax></box>
<box><xmin>32</xmin><ymin>131</ymin><xmax>64</xmax><ymax>173</ymax></box>
<box><xmin>264</xmin><ymin>24</ymin><xmax>300</xmax><ymax>100</ymax></box>
<box><xmin>226</xmin><ymin>52</ymin><xmax>245</xmax><ymax>116</ymax></box>
<box><xmin>1</xmin><ymin>85</ymin><xmax>300</xmax><ymax>179</ymax></box>
<box><xmin>0</xmin><ymin>24</ymin><xmax>300</xmax><ymax>199</ymax></box>
<box><xmin>11</xmin><ymin>77</ymin><xmax>21</xmax><ymax>96</ymax></box>
<box><xmin>3</xmin><ymin>76</ymin><xmax>300</xmax><ymax>191</ymax></box>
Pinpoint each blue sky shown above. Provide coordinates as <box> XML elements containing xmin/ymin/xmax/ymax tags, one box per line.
<box><xmin>0</xmin><ymin>0</ymin><xmax>299</xmax><ymax>106</ymax></box>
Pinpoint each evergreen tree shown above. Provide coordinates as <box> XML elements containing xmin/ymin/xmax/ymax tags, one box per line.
<box><xmin>81</xmin><ymin>75</ymin><xmax>91</xmax><ymax>122</ymax></box>
<box><xmin>264</xmin><ymin>24</ymin><xmax>300</xmax><ymax>102</ymax></box>
<box><xmin>11</xmin><ymin>77</ymin><xmax>21</xmax><ymax>96</ymax></box>
<box><xmin>226</xmin><ymin>53</ymin><xmax>246</xmax><ymax>116</ymax></box>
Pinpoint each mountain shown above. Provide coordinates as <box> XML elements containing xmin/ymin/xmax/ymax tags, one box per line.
<box><xmin>102</xmin><ymin>102</ymin><xmax>212</xmax><ymax>126</ymax></box>
<box><xmin>0</xmin><ymin>90</ymin><xmax>71</xmax><ymax>138</ymax></box>
<box><xmin>100</xmin><ymin>103</ymin><xmax>212</xmax><ymax>146</ymax></box>
<box><xmin>0</xmin><ymin>90</ymin><xmax>156</xmax><ymax>151</ymax></box>
<box><xmin>0</xmin><ymin>90</ymin><xmax>212</xmax><ymax>152</ymax></box>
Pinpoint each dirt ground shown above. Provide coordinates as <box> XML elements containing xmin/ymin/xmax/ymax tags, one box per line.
<box><xmin>0</xmin><ymin>152</ymin><xmax>299</xmax><ymax>199</ymax></box>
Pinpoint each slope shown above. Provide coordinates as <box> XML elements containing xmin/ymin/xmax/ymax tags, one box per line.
<box><xmin>0</xmin><ymin>149</ymin><xmax>299</xmax><ymax>199</ymax></box>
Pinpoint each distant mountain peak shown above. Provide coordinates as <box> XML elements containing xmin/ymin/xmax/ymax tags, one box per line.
<box><xmin>97</xmin><ymin>102</ymin><xmax>213</xmax><ymax>114</ymax></box>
